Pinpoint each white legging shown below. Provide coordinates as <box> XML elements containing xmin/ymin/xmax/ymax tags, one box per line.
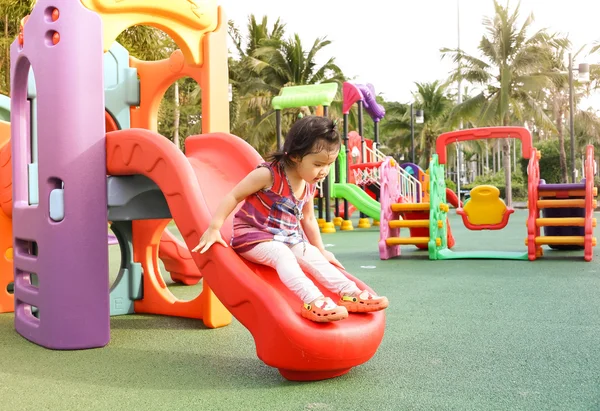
<box><xmin>240</xmin><ymin>241</ymin><xmax>361</xmax><ymax>303</ymax></box>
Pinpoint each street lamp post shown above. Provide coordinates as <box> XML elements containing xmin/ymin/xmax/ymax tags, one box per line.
<box><xmin>568</xmin><ymin>52</ymin><xmax>590</xmax><ymax>183</ymax></box>
<box><xmin>410</xmin><ymin>103</ymin><xmax>424</xmax><ymax>163</ymax></box>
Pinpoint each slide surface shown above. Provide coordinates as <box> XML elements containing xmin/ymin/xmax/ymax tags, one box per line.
<box><xmin>106</xmin><ymin>129</ymin><xmax>385</xmax><ymax>381</ymax></box>
<box><xmin>332</xmin><ymin>183</ymin><xmax>381</xmax><ymax>220</ymax></box>
<box><xmin>0</xmin><ymin>125</ymin><xmax>12</xmax><ymax>313</ymax></box>
<box><xmin>445</xmin><ymin>188</ymin><xmax>462</xmax><ymax>208</ymax></box>
<box><xmin>159</xmin><ymin>229</ymin><xmax>202</xmax><ymax>285</ymax></box>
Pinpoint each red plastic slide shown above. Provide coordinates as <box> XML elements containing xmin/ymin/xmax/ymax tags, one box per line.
<box><xmin>445</xmin><ymin>188</ymin><xmax>462</xmax><ymax>208</ymax></box>
<box><xmin>106</xmin><ymin>129</ymin><xmax>385</xmax><ymax>381</ymax></box>
<box><xmin>159</xmin><ymin>229</ymin><xmax>202</xmax><ymax>285</ymax></box>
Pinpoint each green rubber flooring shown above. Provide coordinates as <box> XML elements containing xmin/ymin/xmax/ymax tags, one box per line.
<box><xmin>1</xmin><ymin>210</ymin><xmax>600</xmax><ymax>410</ymax></box>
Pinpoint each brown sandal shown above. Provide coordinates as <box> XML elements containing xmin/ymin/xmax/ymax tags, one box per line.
<box><xmin>301</xmin><ymin>297</ymin><xmax>348</xmax><ymax>322</ymax></box>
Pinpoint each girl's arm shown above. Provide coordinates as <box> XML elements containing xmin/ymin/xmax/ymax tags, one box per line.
<box><xmin>193</xmin><ymin>167</ymin><xmax>272</xmax><ymax>253</ymax></box>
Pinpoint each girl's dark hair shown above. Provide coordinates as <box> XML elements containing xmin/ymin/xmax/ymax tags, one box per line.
<box><xmin>268</xmin><ymin>116</ymin><xmax>341</xmax><ymax>167</ymax></box>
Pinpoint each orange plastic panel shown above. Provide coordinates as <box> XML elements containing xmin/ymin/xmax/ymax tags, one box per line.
<box><xmin>132</xmin><ymin>218</ymin><xmax>209</xmax><ymax>321</ymax></box>
<box><xmin>80</xmin><ymin>0</ymin><xmax>218</xmax><ymax>66</ymax></box>
<box><xmin>129</xmin><ymin>7</ymin><xmax>229</xmax><ymax>134</ymax></box>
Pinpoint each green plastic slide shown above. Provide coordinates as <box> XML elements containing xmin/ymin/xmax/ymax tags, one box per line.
<box><xmin>332</xmin><ymin>183</ymin><xmax>380</xmax><ymax>220</ymax></box>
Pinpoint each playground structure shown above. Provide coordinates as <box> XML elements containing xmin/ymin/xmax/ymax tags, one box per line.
<box><xmin>268</xmin><ymin>82</ymin><xmax>387</xmax><ymax>233</ymax></box>
<box><xmin>0</xmin><ymin>41</ymin><xmax>204</xmax><ymax>315</ymax></box>
<box><xmin>3</xmin><ymin>0</ymin><xmax>386</xmax><ymax>381</ymax></box>
<box><xmin>270</xmin><ymin>81</ymin><xmax>459</xmax><ymax>242</ymax></box>
<box><xmin>336</xmin><ymin>82</ymin><xmax>386</xmax><ymax>229</ymax></box>
<box><xmin>332</xmin><ymin>84</ymin><xmax>461</xmax><ymax>247</ymax></box>
<box><xmin>270</xmin><ymin>83</ymin><xmax>340</xmax><ymax>234</ymax></box>
<box><xmin>379</xmin><ymin>126</ymin><xmax>597</xmax><ymax>261</ymax></box>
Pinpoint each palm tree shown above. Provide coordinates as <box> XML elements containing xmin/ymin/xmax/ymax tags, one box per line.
<box><xmin>226</xmin><ymin>16</ymin><xmax>286</xmax><ymax>148</ymax></box>
<box><xmin>116</xmin><ymin>26</ymin><xmax>175</xmax><ymax>61</ymax></box>
<box><xmin>414</xmin><ymin>81</ymin><xmax>454</xmax><ymax>167</ymax></box>
<box><xmin>382</xmin><ymin>81</ymin><xmax>454</xmax><ymax>168</ymax></box>
<box><xmin>441</xmin><ymin>0</ymin><xmax>557</xmax><ymax>206</ymax></box>
<box><xmin>230</xmin><ymin>16</ymin><xmax>345</xmax><ymax>154</ymax></box>
<box><xmin>543</xmin><ymin>43</ymin><xmax>579</xmax><ymax>182</ymax></box>
<box><xmin>379</xmin><ymin>101</ymin><xmax>413</xmax><ymax>159</ymax></box>
<box><xmin>228</xmin><ymin>15</ymin><xmax>285</xmax><ymax>59</ymax></box>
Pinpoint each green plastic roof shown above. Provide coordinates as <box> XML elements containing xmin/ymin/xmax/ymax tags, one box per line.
<box><xmin>271</xmin><ymin>83</ymin><xmax>338</xmax><ymax>110</ymax></box>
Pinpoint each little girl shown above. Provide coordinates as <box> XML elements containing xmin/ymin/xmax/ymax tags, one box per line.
<box><xmin>193</xmin><ymin>116</ymin><xmax>388</xmax><ymax>322</ymax></box>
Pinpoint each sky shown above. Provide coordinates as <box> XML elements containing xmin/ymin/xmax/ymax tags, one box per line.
<box><xmin>219</xmin><ymin>0</ymin><xmax>600</xmax><ymax>111</ymax></box>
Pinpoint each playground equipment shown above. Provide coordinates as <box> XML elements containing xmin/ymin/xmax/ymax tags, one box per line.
<box><xmin>330</xmin><ymin>142</ymin><xmax>381</xmax><ymax>221</ymax></box>
<box><xmin>337</xmin><ymin>82</ymin><xmax>386</xmax><ymax>229</ymax></box>
<box><xmin>379</xmin><ymin>126</ymin><xmax>597</xmax><ymax>261</ymax></box>
<box><xmin>6</xmin><ymin>0</ymin><xmax>385</xmax><ymax>381</ymax></box>
<box><xmin>271</xmin><ymin>83</ymin><xmax>338</xmax><ymax>234</ymax></box>
<box><xmin>269</xmin><ymin>83</ymin><xmax>384</xmax><ymax>233</ymax></box>
<box><xmin>526</xmin><ymin>144</ymin><xmax>597</xmax><ymax>261</ymax></box>
<box><xmin>0</xmin><ymin>44</ymin><xmax>202</xmax><ymax>315</ymax></box>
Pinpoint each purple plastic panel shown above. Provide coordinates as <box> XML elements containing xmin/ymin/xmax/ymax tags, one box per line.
<box><xmin>539</xmin><ymin>182</ymin><xmax>586</xmax><ymax>191</ymax></box>
<box><xmin>356</xmin><ymin>84</ymin><xmax>385</xmax><ymax>122</ymax></box>
<box><xmin>10</xmin><ymin>1</ymin><xmax>109</xmax><ymax>349</ymax></box>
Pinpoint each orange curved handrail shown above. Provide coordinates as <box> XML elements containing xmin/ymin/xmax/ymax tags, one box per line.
<box><xmin>526</xmin><ymin>148</ymin><xmax>541</xmax><ymax>260</ymax></box>
<box><xmin>436</xmin><ymin>127</ymin><xmax>533</xmax><ymax>165</ymax></box>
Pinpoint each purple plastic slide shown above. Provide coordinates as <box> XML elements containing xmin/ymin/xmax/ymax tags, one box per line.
<box><xmin>356</xmin><ymin>83</ymin><xmax>385</xmax><ymax>122</ymax></box>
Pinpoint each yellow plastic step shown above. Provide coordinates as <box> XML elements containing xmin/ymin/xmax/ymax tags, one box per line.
<box><xmin>386</xmin><ymin>237</ymin><xmax>430</xmax><ymax>245</ymax></box>
<box><xmin>536</xmin><ymin>199</ymin><xmax>591</xmax><ymax>208</ymax></box>
<box><xmin>532</xmin><ymin>236</ymin><xmax>597</xmax><ymax>246</ymax></box>
<box><xmin>391</xmin><ymin>203</ymin><xmax>430</xmax><ymax>212</ymax></box>
<box><xmin>535</xmin><ymin>217</ymin><xmax>597</xmax><ymax>227</ymax></box>
<box><xmin>389</xmin><ymin>219</ymin><xmax>430</xmax><ymax>228</ymax></box>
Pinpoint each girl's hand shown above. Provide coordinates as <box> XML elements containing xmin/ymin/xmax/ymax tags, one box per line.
<box><xmin>192</xmin><ymin>228</ymin><xmax>228</xmax><ymax>254</ymax></box>
<box><xmin>321</xmin><ymin>249</ymin><xmax>345</xmax><ymax>270</ymax></box>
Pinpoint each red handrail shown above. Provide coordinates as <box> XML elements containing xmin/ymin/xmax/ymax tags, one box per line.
<box><xmin>349</xmin><ymin>161</ymin><xmax>383</xmax><ymax>170</ymax></box>
<box><xmin>526</xmin><ymin>148</ymin><xmax>541</xmax><ymax>260</ymax></box>
<box><xmin>436</xmin><ymin>127</ymin><xmax>533</xmax><ymax>165</ymax></box>
<box><xmin>584</xmin><ymin>145</ymin><xmax>595</xmax><ymax>261</ymax></box>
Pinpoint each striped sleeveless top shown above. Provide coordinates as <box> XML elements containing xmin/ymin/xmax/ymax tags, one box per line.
<box><xmin>231</xmin><ymin>162</ymin><xmax>316</xmax><ymax>253</ymax></box>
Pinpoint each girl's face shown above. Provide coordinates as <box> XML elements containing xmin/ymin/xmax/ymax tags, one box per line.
<box><xmin>292</xmin><ymin>148</ymin><xmax>339</xmax><ymax>184</ymax></box>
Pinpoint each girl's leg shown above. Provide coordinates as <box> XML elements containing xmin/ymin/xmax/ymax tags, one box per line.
<box><xmin>290</xmin><ymin>243</ymin><xmax>361</xmax><ymax>296</ymax></box>
<box><xmin>239</xmin><ymin>241</ymin><xmax>324</xmax><ymax>304</ymax></box>
<box><xmin>240</xmin><ymin>241</ymin><xmax>348</xmax><ymax>322</ymax></box>
<box><xmin>291</xmin><ymin>243</ymin><xmax>389</xmax><ymax>313</ymax></box>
